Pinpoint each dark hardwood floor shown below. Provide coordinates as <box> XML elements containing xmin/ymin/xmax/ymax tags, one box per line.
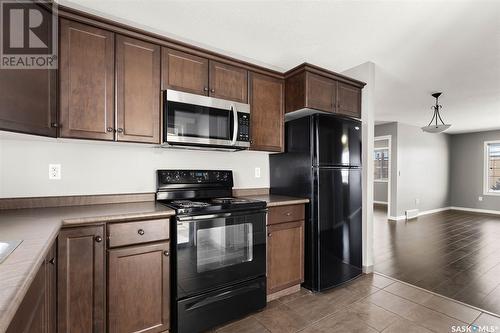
<box><xmin>374</xmin><ymin>205</ymin><xmax>500</xmax><ymax>315</ymax></box>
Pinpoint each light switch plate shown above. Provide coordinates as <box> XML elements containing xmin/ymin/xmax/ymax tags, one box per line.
<box><xmin>478</xmin><ymin>196</ymin><xmax>483</xmax><ymax>202</ymax></box>
<box><xmin>254</xmin><ymin>167</ymin><xmax>261</xmax><ymax>178</ymax></box>
<box><xmin>49</xmin><ymin>164</ymin><xmax>61</xmax><ymax>180</ymax></box>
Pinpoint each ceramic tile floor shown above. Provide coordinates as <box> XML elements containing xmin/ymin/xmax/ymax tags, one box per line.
<box><xmin>207</xmin><ymin>273</ymin><xmax>500</xmax><ymax>332</ymax></box>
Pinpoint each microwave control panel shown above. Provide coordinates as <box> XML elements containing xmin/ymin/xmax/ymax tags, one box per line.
<box><xmin>237</xmin><ymin>113</ymin><xmax>250</xmax><ymax>142</ymax></box>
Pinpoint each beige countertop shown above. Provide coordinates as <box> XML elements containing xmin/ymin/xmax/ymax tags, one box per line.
<box><xmin>0</xmin><ymin>202</ymin><xmax>175</xmax><ymax>333</ymax></box>
<box><xmin>241</xmin><ymin>194</ymin><xmax>309</xmax><ymax>207</ymax></box>
<box><xmin>0</xmin><ymin>195</ymin><xmax>306</xmax><ymax>331</ymax></box>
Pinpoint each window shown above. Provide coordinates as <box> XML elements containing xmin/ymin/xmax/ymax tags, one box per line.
<box><xmin>374</xmin><ymin>148</ymin><xmax>389</xmax><ymax>181</ymax></box>
<box><xmin>485</xmin><ymin>141</ymin><xmax>500</xmax><ymax>195</ymax></box>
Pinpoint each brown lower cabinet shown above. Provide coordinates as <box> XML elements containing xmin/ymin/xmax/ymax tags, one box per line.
<box><xmin>266</xmin><ymin>205</ymin><xmax>305</xmax><ymax>296</ymax></box>
<box><xmin>57</xmin><ymin>225</ymin><xmax>106</xmax><ymax>333</ymax></box>
<box><xmin>7</xmin><ymin>241</ymin><xmax>56</xmax><ymax>333</ymax></box>
<box><xmin>108</xmin><ymin>242</ymin><xmax>170</xmax><ymax>333</ymax></box>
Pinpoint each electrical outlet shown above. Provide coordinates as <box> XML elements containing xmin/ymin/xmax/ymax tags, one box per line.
<box><xmin>254</xmin><ymin>167</ymin><xmax>261</xmax><ymax>178</ymax></box>
<box><xmin>478</xmin><ymin>196</ymin><xmax>483</xmax><ymax>202</ymax></box>
<box><xmin>49</xmin><ymin>164</ymin><xmax>61</xmax><ymax>180</ymax></box>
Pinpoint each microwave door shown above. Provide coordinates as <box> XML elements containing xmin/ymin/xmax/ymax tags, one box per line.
<box><xmin>165</xmin><ymin>100</ymin><xmax>234</xmax><ymax>147</ymax></box>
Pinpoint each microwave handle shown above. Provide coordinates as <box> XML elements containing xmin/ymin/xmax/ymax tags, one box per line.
<box><xmin>231</xmin><ymin>106</ymin><xmax>238</xmax><ymax>146</ymax></box>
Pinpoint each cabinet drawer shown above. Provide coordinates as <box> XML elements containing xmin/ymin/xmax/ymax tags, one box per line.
<box><xmin>268</xmin><ymin>205</ymin><xmax>305</xmax><ymax>225</ymax></box>
<box><xmin>108</xmin><ymin>219</ymin><xmax>169</xmax><ymax>248</ymax></box>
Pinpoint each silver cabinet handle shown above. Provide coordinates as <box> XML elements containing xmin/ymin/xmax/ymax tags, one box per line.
<box><xmin>203</xmin><ymin>87</ymin><xmax>209</xmax><ymax>92</ymax></box>
<box><xmin>210</xmin><ymin>88</ymin><xmax>215</xmax><ymax>93</ymax></box>
<box><xmin>107</xmin><ymin>127</ymin><xmax>114</xmax><ymax>132</ymax></box>
<box><xmin>116</xmin><ymin>128</ymin><xmax>124</xmax><ymax>133</ymax></box>
<box><xmin>138</xmin><ymin>229</ymin><xmax>145</xmax><ymax>236</ymax></box>
<box><xmin>267</xmin><ymin>233</ymin><xmax>272</xmax><ymax>237</ymax></box>
<box><xmin>95</xmin><ymin>236</ymin><xmax>103</xmax><ymax>243</ymax></box>
<box><xmin>163</xmin><ymin>251</ymin><xmax>170</xmax><ymax>256</ymax></box>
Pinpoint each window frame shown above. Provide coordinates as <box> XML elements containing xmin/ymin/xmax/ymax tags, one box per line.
<box><xmin>374</xmin><ymin>147</ymin><xmax>389</xmax><ymax>183</ymax></box>
<box><xmin>483</xmin><ymin>140</ymin><xmax>500</xmax><ymax>196</ymax></box>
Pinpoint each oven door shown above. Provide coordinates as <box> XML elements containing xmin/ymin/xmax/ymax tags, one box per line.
<box><xmin>164</xmin><ymin>90</ymin><xmax>249</xmax><ymax>148</ymax></box>
<box><xmin>175</xmin><ymin>209</ymin><xmax>266</xmax><ymax>299</ymax></box>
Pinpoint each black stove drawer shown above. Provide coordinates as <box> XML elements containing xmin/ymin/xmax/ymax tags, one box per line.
<box><xmin>177</xmin><ymin>276</ymin><xmax>266</xmax><ymax>333</ymax></box>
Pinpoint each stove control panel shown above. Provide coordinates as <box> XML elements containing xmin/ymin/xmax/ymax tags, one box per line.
<box><xmin>157</xmin><ymin>170</ymin><xmax>233</xmax><ymax>186</ymax></box>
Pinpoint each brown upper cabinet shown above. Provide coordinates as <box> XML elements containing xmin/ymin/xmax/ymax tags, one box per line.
<box><xmin>59</xmin><ymin>19</ymin><xmax>115</xmax><ymax>141</ymax></box>
<box><xmin>58</xmin><ymin>225</ymin><xmax>105</xmax><ymax>333</ymax></box>
<box><xmin>162</xmin><ymin>48</ymin><xmax>209</xmax><ymax>95</ymax></box>
<box><xmin>0</xmin><ymin>4</ymin><xmax>57</xmax><ymax>137</ymax></box>
<box><xmin>209</xmin><ymin>61</ymin><xmax>248</xmax><ymax>103</ymax></box>
<box><xmin>249</xmin><ymin>72</ymin><xmax>284</xmax><ymax>152</ymax></box>
<box><xmin>162</xmin><ymin>48</ymin><xmax>248</xmax><ymax>103</ymax></box>
<box><xmin>116</xmin><ymin>35</ymin><xmax>161</xmax><ymax>144</ymax></box>
<box><xmin>337</xmin><ymin>82</ymin><xmax>362</xmax><ymax>118</ymax></box>
<box><xmin>59</xmin><ymin>20</ymin><xmax>162</xmax><ymax>143</ymax></box>
<box><xmin>285</xmin><ymin>63</ymin><xmax>364</xmax><ymax>118</ymax></box>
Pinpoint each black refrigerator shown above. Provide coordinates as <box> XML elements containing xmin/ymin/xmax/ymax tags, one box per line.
<box><xmin>270</xmin><ymin>114</ymin><xmax>362</xmax><ymax>292</ymax></box>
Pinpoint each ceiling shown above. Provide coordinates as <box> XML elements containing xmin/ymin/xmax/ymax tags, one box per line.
<box><xmin>58</xmin><ymin>0</ymin><xmax>500</xmax><ymax>134</ymax></box>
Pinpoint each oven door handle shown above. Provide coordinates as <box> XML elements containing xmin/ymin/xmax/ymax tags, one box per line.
<box><xmin>231</xmin><ymin>105</ymin><xmax>238</xmax><ymax>146</ymax></box>
<box><xmin>177</xmin><ymin>212</ymin><xmax>233</xmax><ymax>221</ymax></box>
<box><xmin>185</xmin><ymin>284</ymin><xmax>262</xmax><ymax>312</ymax></box>
<box><xmin>176</xmin><ymin>209</ymin><xmax>267</xmax><ymax>221</ymax></box>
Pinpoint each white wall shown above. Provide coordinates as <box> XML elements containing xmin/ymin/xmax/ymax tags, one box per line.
<box><xmin>0</xmin><ymin>132</ymin><xmax>270</xmax><ymax>198</ymax></box>
<box><xmin>395</xmin><ymin>123</ymin><xmax>450</xmax><ymax>217</ymax></box>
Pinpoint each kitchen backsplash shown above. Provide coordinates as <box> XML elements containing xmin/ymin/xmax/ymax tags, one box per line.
<box><xmin>0</xmin><ymin>132</ymin><xmax>270</xmax><ymax>198</ymax></box>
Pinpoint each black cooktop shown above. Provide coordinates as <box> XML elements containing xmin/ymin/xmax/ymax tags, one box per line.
<box><xmin>161</xmin><ymin>197</ymin><xmax>266</xmax><ymax>215</ymax></box>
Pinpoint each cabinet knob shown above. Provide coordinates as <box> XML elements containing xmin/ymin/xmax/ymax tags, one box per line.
<box><xmin>210</xmin><ymin>88</ymin><xmax>215</xmax><ymax>93</ymax></box>
<box><xmin>107</xmin><ymin>127</ymin><xmax>114</xmax><ymax>132</ymax></box>
<box><xmin>51</xmin><ymin>122</ymin><xmax>59</xmax><ymax>128</ymax></box>
<box><xmin>49</xmin><ymin>257</ymin><xmax>56</xmax><ymax>265</ymax></box>
<box><xmin>163</xmin><ymin>250</ymin><xmax>170</xmax><ymax>256</ymax></box>
<box><xmin>203</xmin><ymin>87</ymin><xmax>209</xmax><ymax>92</ymax></box>
<box><xmin>285</xmin><ymin>212</ymin><xmax>291</xmax><ymax>216</ymax></box>
<box><xmin>95</xmin><ymin>236</ymin><xmax>103</xmax><ymax>243</ymax></box>
<box><xmin>138</xmin><ymin>229</ymin><xmax>145</xmax><ymax>236</ymax></box>
<box><xmin>267</xmin><ymin>233</ymin><xmax>272</xmax><ymax>237</ymax></box>
<box><xmin>116</xmin><ymin>128</ymin><xmax>124</xmax><ymax>133</ymax></box>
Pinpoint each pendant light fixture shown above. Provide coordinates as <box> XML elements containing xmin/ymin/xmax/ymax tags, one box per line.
<box><xmin>421</xmin><ymin>92</ymin><xmax>451</xmax><ymax>133</ymax></box>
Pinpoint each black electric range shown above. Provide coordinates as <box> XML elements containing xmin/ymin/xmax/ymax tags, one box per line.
<box><xmin>156</xmin><ymin>170</ymin><xmax>267</xmax><ymax>333</ymax></box>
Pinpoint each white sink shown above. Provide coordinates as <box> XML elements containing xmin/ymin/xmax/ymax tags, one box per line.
<box><xmin>0</xmin><ymin>240</ymin><xmax>22</xmax><ymax>263</ymax></box>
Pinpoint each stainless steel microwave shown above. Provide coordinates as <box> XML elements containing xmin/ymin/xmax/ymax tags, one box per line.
<box><xmin>163</xmin><ymin>90</ymin><xmax>250</xmax><ymax>150</ymax></box>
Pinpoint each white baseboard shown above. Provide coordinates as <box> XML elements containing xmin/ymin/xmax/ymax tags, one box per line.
<box><xmin>388</xmin><ymin>207</ymin><xmax>451</xmax><ymax>221</ymax></box>
<box><xmin>450</xmin><ymin>206</ymin><xmax>500</xmax><ymax>215</ymax></box>
<box><xmin>374</xmin><ymin>201</ymin><xmax>388</xmax><ymax>205</ymax></box>
<box><xmin>418</xmin><ymin>207</ymin><xmax>451</xmax><ymax>216</ymax></box>
<box><xmin>388</xmin><ymin>215</ymin><xmax>406</xmax><ymax>221</ymax></box>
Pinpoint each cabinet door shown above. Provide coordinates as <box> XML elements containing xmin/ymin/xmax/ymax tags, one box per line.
<box><xmin>0</xmin><ymin>4</ymin><xmax>57</xmax><ymax>137</ymax></box>
<box><xmin>306</xmin><ymin>72</ymin><xmax>336</xmax><ymax>113</ymax></box>
<box><xmin>249</xmin><ymin>72</ymin><xmax>284</xmax><ymax>152</ymax></box>
<box><xmin>337</xmin><ymin>82</ymin><xmax>361</xmax><ymax>118</ymax></box>
<box><xmin>209</xmin><ymin>61</ymin><xmax>248</xmax><ymax>103</ymax></box>
<box><xmin>59</xmin><ymin>19</ymin><xmax>115</xmax><ymax>140</ymax></box>
<box><xmin>267</xmin><ymin>221</ymin><xmax>304</xmax><ymax>294</ymax></box>
<box><xmin>116</xmin><ymin>35</ymin><xmax>161</xmax><ymax>143</ymax></box>
<box><xmin>7</xmin><ymin>262</ymin><xmax>47</xmax><ymax>333</ymax></box>
<box><xmin>45</xmin><ymin>242</ymin><xmax>57</xmax><ymax>333</ymax></box>
<box><xmin>58</xmin><ymin>226</ymin><xmax>105</xmax><ymax>333</ymax></box>
<box><xmin>108</xmin><ymin>242</ymin><xmax>170</xmax><ymax>333</ymax></box>
<box><xmin>162</xmin><ymin>48</ymin><xmax>209</xmax><ymax>95</ymax></box>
